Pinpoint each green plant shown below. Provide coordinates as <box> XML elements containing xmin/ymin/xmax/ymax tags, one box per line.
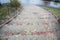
<box><xmin>10</xmin><ymin>0</ymin><xmax>20</xmax><ymax>9</ymax></box>
<box><xmin>0</xmin><ymin>7</ymin><xmax>8</xmax><ymax>20</ymax></box>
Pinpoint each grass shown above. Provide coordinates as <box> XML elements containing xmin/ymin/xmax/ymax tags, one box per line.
<box><xmin>0</xmin><ymin>5</ymin><xmax>20</xmax><ymax>20</ymax></box>
<box><xmin>0</xmin><ymin>7</ymin><xmax>8</xmax><ymax>20</ymax></box>
<box><xmin>46</xmin><ymin>8</ymin><xmax>60</xmax><ymax>18</ymax></box>
<box><xmin>0</xmin><ymin>6</ymin><xmax>18</xmax><ymax>24</ymax></box>
<box><xmin>0</xmin><ymin>4</ymin><xmax>22</xmax><ymax>25</ymax></box>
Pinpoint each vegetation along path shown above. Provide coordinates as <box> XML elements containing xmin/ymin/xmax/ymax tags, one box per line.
<box><xmin>0</xmin><ymin>5</ymin><xmax>60</xmax><ymax>40</ymax></box>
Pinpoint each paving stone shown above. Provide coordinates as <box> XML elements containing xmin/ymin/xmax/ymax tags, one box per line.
<box><xmin>0</xmin><ymin>5</ymin><xmax>60</xmax><ymax>40</ymax></box>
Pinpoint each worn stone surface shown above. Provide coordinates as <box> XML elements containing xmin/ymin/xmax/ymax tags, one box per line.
<box><xmin>0</xmin><ymin>5</ymin><xmax>60</xmax><ymax>40</ymax></box>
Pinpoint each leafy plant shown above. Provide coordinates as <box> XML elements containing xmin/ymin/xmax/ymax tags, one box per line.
<box><xmin>9</xmin><ymin>0</ymin><xmax>20</xmax><ymax>9</ymax></box>
<box><xmin>0</xmin><ymin>7</ymin><xmax>8</xmax><ymax>20</ymax></box>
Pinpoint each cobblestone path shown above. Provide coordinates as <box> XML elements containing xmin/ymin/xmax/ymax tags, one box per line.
<box><xmin>0</xmin><ymin>5</ymin><xmax>60</xmax><ymax>40</ymax></box>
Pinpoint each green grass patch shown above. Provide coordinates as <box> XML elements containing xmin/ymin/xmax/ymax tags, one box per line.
<box><xmin>0</xmin><ymin>6</ymin><xmax>19</xmax><ymax>20</ymax></box>
<box><xmin>46</xmin><ymin>8</ymin><xmax>60</xmax><ymax>18</ymax></box>
<box><xmin>0</xmin><ymin>7</ymin><xmax>8</xmax><ymax>20</ymax></box>
<box><xmin>0</xmin><ymin>4</ymin><xmax>22</xmax><ymax>24</ymax></box>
